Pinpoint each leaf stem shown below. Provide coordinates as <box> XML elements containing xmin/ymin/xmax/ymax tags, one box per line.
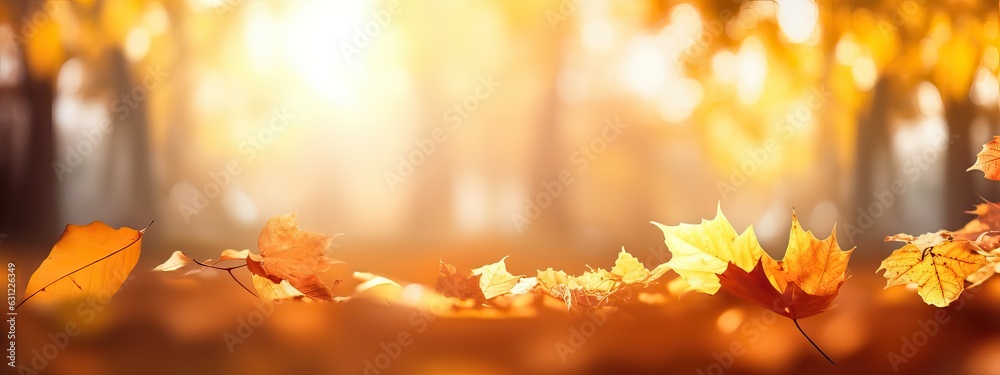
<box><xmin>188</xmin><ymin>256</ymin><xmax>246</xmax><ymax>271</ymax></box>
<box><xmin>225</xmin><ymin>269</ymin><xmax>257</xmax><ymax>298</ymax></box>
<box><xmin>187</xmin><ymin>254</ymin><xmax>256</xmax><ymax>298</ymax></box>
<box><xmin>793</xmin><ymin>319</ymin><xmax>835</xmax><ymax>365</ymax></box>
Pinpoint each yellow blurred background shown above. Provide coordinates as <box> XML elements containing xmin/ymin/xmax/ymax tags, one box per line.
<box><xmin>1</xmin><ymin>0</ymin><xmax>998</xmax><ymax>257</ymax></box>
<box><xmin>1</xmin><ymin>0</ymin><xmax>999</xmax><ymax>374</ymax></box>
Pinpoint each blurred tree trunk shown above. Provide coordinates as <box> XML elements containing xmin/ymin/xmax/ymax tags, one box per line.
<box><xmin>20</xmin><ymin>71</ymin><xmax>55</xmax><ymax>235</ymax></box>
<box><xmin>407</xmin><ymin>3</ymin><xmax>453</xmax><ymax>239</ymax></box>
<box><xmin>106</xmin><ymin>49</ymin><xmax>155</xmax><ymax>225</ymax></box>
<box><xmin>853</xmin><ymin>77</ymin><xmax>893</xmax><ymax>244</ymax></box>
<box><xmin>0</xmin><ymin>0</ymin><xmax>57</xmax><ymax>238</ymax></box>
<box><xmin>525</xmin><ymin>25</ymin><xmax>567</xmax><ymax>236</ymax></box>
<box><xmin>944</xmin><ymin>97</ymin><xmax>977</xmax><ymax>227</ymax></box>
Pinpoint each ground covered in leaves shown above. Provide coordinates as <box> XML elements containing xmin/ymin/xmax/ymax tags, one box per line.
<box><xmin>7</xmin><ymin>236</ymin><xmax>1000</xmax><ymax>375</ymax></box>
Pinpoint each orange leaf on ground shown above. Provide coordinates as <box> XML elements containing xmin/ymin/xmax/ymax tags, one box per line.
<box><xmin>435</xmin><ymin>261</ymin><xmax>485</xmax><ymax>301</ymax></box>
<box><xmin>245</xmin><ymin>213</ymin><xmax>340</xmax><ymax>301</ymax></box>
<box><xmin>21</xmin><ymin>221</ymin><xmax>147</xmax><ymax>308</ymax></box>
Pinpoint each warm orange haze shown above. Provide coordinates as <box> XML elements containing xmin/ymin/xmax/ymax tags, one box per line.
<box><xmin>0</xmin><ymin>0</ymin><xmax>999</xmax><ymax>374</ymax></box>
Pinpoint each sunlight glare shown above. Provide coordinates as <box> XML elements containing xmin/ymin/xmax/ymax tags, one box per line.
<box><xmin>776</xmin><ymin>0</ymin><xmax>818</xmax><ymax>44</ymax></box>
<box><xmin>737</xmin><ymin>37</ymin><xmax>767</xmax><ymax>104</ymax></box>
<box><xmin>970</xmin><ymin>67</ymin><xmax>999</xmax><ymax>109</ymax></box>
<box><xmin>851</xmin><ymin>55</ymin><xmax>877</xmax><ymax>91</ymax></box>
<box><xmin>285</xmin><ymin>2</ymin><xmax>367</xmax><ymax>104</ymax></box>
<box><xmin>621</xmin><ymin>36</ymin><xmax>667</xmax><ymax>100</ymax></box>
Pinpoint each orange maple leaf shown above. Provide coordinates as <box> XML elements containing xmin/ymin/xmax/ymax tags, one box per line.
<box><xmin>242</xmin><ymin>213</ymin><xmax>342</xmax><ymax>301</ymax></box>
<box><xmin>968</xmin><ymin>136</ymin><xmax>1000</xmax><ymax>180</ymax></box>
<box><xmin>654</xmin><ymin>205</ymin><xmax>851</xmax><ymax>364</ymax></box>
<box><xmin>654</xmin><ymin>207</ymin><xmax>853</xmax><ymax>319</ymax></box>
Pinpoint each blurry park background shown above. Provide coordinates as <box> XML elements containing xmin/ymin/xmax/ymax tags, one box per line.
<box><xmin>0</xmin><ymin>0</ymin><xmax>999</xmax><ymax>374</ymax></box>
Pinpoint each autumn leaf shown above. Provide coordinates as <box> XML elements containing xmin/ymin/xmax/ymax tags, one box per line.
<box><xmin>535</xmin><ymin>248</ymin><xmax>670</xmax><ymax>310</ymax></box>
<box><xmin>654</xmin><ymin>207</ymin><xmax>853</xmax><ymax>319</ymax></box>
<box><xmin>652</xmin><ymin>206</ymin><xmax>763</xmax><ymax>295</ymax></box>
<box><xmin>967</xmin><ymin>238</ymin><xmax>1000</xmax><ymax>289</ymax></box>
<box><xmin>353</xmin><ymin>272</ymin><xmax>402</xmax><ymax>304</ymax></box>
<box><xmin>509</xmin><ymin>277</ymin><xmax>538</xmax><ymax>295</ymax></box>
<box><xmin>243</xmin><ymin>213</ymin><xmax>341</xmax><ymax>301</ymax></box>
<box><xmin>152</xmin><ymin>250</ymin><xmax>196</xmax><ymax>272</ymax></box>
<box><xmin>471</xmin><ymin>256</ymin><xmax>523</xmax><ymax>299</ymax></box>
<box><xmin>536</xmin><ymin>268</ymin><xmax>569</xmax><ymax>295</ymax></box>
<box><xmin>718</xmin><ymin>234</ymin><xmax>849</xmax><ymax>320</ymax></box>
<box><xmin>154</xmin><ymin>214</ymin><xmax>343</xmax><ymax>302</ymax></box>
<box><xmin>968</xmin><ymin>136</ymin><xmax>1000</xmax><ymax>181</ymax></box>
<box><xmin>219</xmin><ymin>249</ymin><xmax>250</xmax><ymax>261</ymax></box>
<box><xmin>653</xmin><ymin>206</ymin><xmax>850</xmax><ymax>364</ymax></box>
<box><xmin>250</xmin><ymin>272</ymin><xmax>306</xmax><ymax>301</ymax></box>
<box><xmin>20</xmin><ymin>221</ymin><xmax>149</xmax><ymax>308</ymax></box>
<box><xmin>879</xmin><ymin>232</ymin><xmax>988</xmax><ymax>307</ymax></box>
<box><xmin>435</xmin><ymin>261</ymin><xmax>485</xmax><ymax>301</ymax></box>
<box><xmin>436</xmin><ymin>257</ymin><xmax>529</xmax><ymax>301</ymax></box>
<box><xmin>951</xmin><ymin>200</ymin><xmax>1000</xmax><ymax>242</ymax></box>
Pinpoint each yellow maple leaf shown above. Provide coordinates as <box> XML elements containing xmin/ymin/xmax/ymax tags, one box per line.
<box><xmin>879</xmin><ymin>232</ymin><xmax>988</xmax><ymax>307</ymax></box>
<box><xmin>651</xmin><ymin>205</ymin><xmax>764</xmax><ymax>295</ymax></box>
<box><xmin>471</xmin><ymin>256</ymin><xmax>523</xmax><ymax>299</ymax></box>
<box><xmin>611</xmin><ymin>249</ymin><xmax>650</xmax><ymax>283</ymax></box>
<box><xmin>653</xmin><ymin>207</ymin><xmax>853</xmax><ymax>319</ymax></box>
<box><xmin>536</xmin><ymin>268</ymin><xmax>569</xmax><ymax>295</ymax></box>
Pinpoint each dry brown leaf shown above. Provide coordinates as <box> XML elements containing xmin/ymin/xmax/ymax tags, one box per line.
<box><xmin>241</xmin><ymin>213</ymin><xmax>341</xmax><ymax>301</ymax></box>
<box><xmin>435</xmin><ymin>261</ymin><xmax>485</xmax><ymax>301</ymax></box>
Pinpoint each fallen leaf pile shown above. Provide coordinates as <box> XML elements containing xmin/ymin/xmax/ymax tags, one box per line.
<box><xmin>436</xmin><ymin>249</ymin><xmax>669</xmax><ymax>311</ymax></box>
<box><xmin>535</xmin><ymin>249</ymin><xmax>670</xmax><ymax>310</ymax></box>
